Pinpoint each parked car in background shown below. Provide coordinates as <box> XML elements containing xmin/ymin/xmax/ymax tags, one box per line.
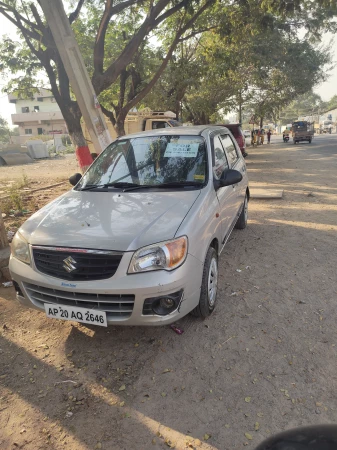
<box><xmin>10</xmin><ymin>125</ymin><xmax>249</xmax><ymax>327</ymax></box>
<box><xmin>216</xmin><ymin>123</ymin><xmax>248</xmax><ymax>157</ymax></box>
<box><xmin>243</xmin><ymin>129</ymin><xmax>251</xmax><ymax>139</ymax></box>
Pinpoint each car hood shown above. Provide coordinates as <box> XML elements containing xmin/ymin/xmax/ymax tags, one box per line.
<box><xmin>19</xmin><ymin>189</ymin><xmax>201</xmax><ymax>251</ymax></box>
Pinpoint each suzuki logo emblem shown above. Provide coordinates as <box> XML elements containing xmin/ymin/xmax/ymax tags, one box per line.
<box><xmin>63</xmin><ymin>256</ymin><xmax>77</xmax><ymax>273</ymax></box>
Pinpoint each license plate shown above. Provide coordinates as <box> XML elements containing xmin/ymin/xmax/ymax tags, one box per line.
<box><xmin>44</xmin><ymin>303</ymin><xmax>107</xmax><ymax>327</ymax></box>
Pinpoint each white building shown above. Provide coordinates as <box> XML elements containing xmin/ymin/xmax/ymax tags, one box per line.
<box><xmin>8</xmin><ymin>88</ymin><xmax>68</xmax><ymax>144</ymax></box>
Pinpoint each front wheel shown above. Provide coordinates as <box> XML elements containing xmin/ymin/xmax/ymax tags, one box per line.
<box><xmin>191</xmin><ymin>247</ymin><xmax>218</xmax><ymax>318</ymax></box>
<box><xmin>308</xmin><ymin>139</ymin><xmax>312</xmax><ymax>143</ymax></box>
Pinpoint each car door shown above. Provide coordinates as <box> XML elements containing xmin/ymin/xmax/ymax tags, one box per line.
<box><xmin>212</xmin><ymin>133</ymin><xmax>238</xmax><ymax>244</ymax></box>
<box><xmin>220</xmin><ymin>133</ymin><xmax>246</xmax><ymax>212</ymax></box>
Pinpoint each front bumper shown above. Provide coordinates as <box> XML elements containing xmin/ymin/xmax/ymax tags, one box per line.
<box><xmin>9</xmin><ymin>252</ymin><xmax>203</xmax><ymax>326</ymax></box>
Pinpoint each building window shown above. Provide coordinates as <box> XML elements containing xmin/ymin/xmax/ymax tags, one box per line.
<box><xmin>21</xmin><ymin>107</ymin><xmax>30</xmax><ymax>113</ymax></box>
<box><xmin>25</xmin><ymin>129</ymin><xmax>32</xmax><ymax>135</ymax></box>
<box><xmin>37</xmin><ymin>128</ymin><xmax>43</xmax><ymax>135</ymax></box>
<box><xmin>34</xmin><ymin>106</ymin><xmax>40</xmax><ymax>112</ymax></box>
<box><xmin>37</xmin><ymin>97</ymin><xmax>43</xmax><ymax>102</ymax></box>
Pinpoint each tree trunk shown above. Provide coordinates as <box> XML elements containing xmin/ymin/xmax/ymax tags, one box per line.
<box><xmin>238</xmin><ymin>94</ymin><xmax>242</xmax><ymax>124</ymax></box>
<box><xmin>115</xmin><ymin>121</ymin><xmax>126</xmax><ymax>137</ymax></box>
<box><xmin>260</xmin><ymin>116</ymin><xmax>263</xmax><ymax>128</ymax></box>
<box><xmin>114</xmin><ymin>107</ymin><xmax>129</xmax><ymax>137</ymax></box>
<box><xmin>61</xmin><ymin>104</ymin><xmax>93</xmax><ymax>171</ymax></box>
<box><xmin>68</xmin><ymin>129</ymin><xmax>87</xmax><ymax>147</ymax></box>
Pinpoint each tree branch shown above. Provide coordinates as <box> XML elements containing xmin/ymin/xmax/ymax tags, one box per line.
<box><xmin>93</xmin><ymin>0</ymin><xmax>172</xmax><ymax>92</ymax></box>
<box><xmin>178</xmin><ymin>26</ymin><xmax>218</xmax><ymax>42</ymax></box>
<box><xmin>11</xmin><ymin>13</ymin><xmax>43</xmax><ymax>60</ymax></box>
<box><xmin>119</xmin><ymin>0</ymin><xmax>215</xmax><ymax>114</ymax></box>
<box><xmin>101</xmin><ymin>103</ymin><xmax>116</xmax><ymax>126</ymax></box>
<box><xmin>69</xmin><ymin>0</ymin><xmax>85</xmax><ymax>24</ymax></box>
<box><xmin>118</xmin><ymin>69</ymin><xmax>129</xmax><ymax>110</ymax></box>
<box><xmin>0</xmin><ymin>1</ymin><xmax>41</xmax><ymax>35</ymax></box>
<box><xmin>153</xmin><ymin>0</ymin><xmax>188</xmax><ymax>28</ymax></box>
<box><xmin>29</xmin><ymin>3</ymin><xmax>45</xmax><ymax>32</ymax></box>
<box><xmin>0</xmin><ymin>7</ymin><xmax>42</xmax><ymax>42</ymax></box>
<box><xmin>93</xmin><ymin>0</ymin><xmax>141</xmax><ymax>76</ymax></box>
<box><xmin>120</xmin><ymin>34</ymin><xmax>181</xmax><ymax>114</ymax></box>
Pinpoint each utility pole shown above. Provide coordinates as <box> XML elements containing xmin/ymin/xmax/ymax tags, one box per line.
<box><xmin>238</xmin><ymin>89</ymin><xmax>242</xmax><ymax>124</ymax></box>
<box><xmin>40</xmin><ymin>0</ymin><xmax>112</xmax><ymax>171</ymax></box>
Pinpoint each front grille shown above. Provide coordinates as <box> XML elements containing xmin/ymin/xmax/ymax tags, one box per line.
<box><xmin>23</xmin><ymin>283</ymin><xmax>135</xmax><ymax>319</ymax></box>
<box><xmin>32</xmin><ymin>247</ymin><xmax>123</xmax><ymax>281</ymax></box>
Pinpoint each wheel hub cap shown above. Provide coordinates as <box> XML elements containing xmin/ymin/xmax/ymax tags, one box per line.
<box><xmin>208</xmin><ymin>258</ymin><xmax>218</xmax><ymax>307</ymax></box>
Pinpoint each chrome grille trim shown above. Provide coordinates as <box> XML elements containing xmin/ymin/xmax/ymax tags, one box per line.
<box><xmin>32</xmin><ymin>246</ymin><xmax>122</xmax><ymax>256</ymax></box>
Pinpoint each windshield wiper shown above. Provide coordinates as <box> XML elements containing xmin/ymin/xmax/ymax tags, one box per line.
<box><xmin>78</xmin><ymin>182</ymin><xmax>139</xmax><ymax>191</ymax></box>
<box><xmin>123</xmin><ymin>181</ymin><xmax>203</xmax><ymax>192</ymax></box>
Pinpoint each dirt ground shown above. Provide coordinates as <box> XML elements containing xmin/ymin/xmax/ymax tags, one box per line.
<box><xmin>1</xmin><ymin>134</ymin><xmax>337</xmax><ymax>450</ymax></box>
<box><xmin>0</xmin><ymin>155</ymin><xmax>80</xmax><ymax>236</ymax></box>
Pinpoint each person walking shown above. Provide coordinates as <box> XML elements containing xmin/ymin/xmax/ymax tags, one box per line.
<box><xmin>267</xmin><ymin>129</ymin><xmax>271</xmax><ymax>144</ymax></box>
<box><xmin>257</xmin><ymin>128</ymin><xmax>261</xmax><ymax>145</ymax></box>
<box><xmin>260</xmin><ymin>129</ymin><xmax>265</xmax><ymax>145</ymax></box>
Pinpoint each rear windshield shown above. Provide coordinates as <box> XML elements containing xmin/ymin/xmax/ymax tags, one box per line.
<box><xmin>293</xmin><ymin>121</ymin><xmax>307</xmax><ymax>130</ymax></box>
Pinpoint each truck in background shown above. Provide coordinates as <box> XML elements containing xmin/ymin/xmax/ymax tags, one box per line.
<box><xmin>320</xmin><ymin>119</ymin><xmax>333</xmax><ymax>134</ymax></box>
<box><xmin>292</xmin><ymin>120</ymin><xmax>314</xmax><ymax>144</ymax></box>
<box><xmin>83</xmin><ymin>110</ymin><xmax>180</xmax><ymax>153</ymax></box>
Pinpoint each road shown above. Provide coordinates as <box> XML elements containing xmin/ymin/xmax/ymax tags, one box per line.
<box><xmin>1</xmin><ymin>134</ymin><xmax>337</xmax><ymax>450</ymax></box>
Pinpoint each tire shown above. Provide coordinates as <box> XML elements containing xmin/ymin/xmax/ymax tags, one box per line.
<box><xmin>235</xmin><ymin>194</ymin><xmax>248</xmax><ymax>229</ymax></box>
<box><xmin>191</xmin><ymin>247</ymin><xmax>218</xmax><ymax>318</ymax></box>
<box><xmin>308</xmin><ymin>139</ymin><xmax>311</xmax><ymax>143</ymax></box>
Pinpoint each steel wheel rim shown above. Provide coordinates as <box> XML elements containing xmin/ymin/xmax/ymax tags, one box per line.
<box><xmin>208</xmin><ymin>257</ymin><xmax>218</xmax><ymax>307</ymax></box>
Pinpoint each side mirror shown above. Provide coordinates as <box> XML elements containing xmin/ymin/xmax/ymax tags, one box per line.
<box><xmin>215</xmin><ymin>169</ymin><xmax>242</xmax><ymax>189</ymax></box>
<box><xmin>69</xmin><ymin>173</ymin><xmax>82</xmax><ymax>186</ymax></box>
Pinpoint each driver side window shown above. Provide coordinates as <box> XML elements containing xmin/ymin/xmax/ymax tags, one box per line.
<box><xmin>213</xmin><ymin>135</ymin><xmax>229</xmax><ymax>180</ymax></box>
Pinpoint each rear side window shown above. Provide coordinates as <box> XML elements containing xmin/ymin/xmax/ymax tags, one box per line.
<box><xmin>220</xmin><ymin>134</ymin><xmax>239</xmax><ymax>166</ymax></box>
<box><xmin>152</xmin><ymin>121</ymin><xmax>170</xmax><ymax>129</ymax></box>
<box><xmin>212</xmin><ymin>135</ymin><xmax>229</xmax><ymax>179</ymax></box>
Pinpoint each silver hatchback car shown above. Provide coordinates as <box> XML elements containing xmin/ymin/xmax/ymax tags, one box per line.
<box><xmin>9</xmin><ymin>126</ymin><xmax>249</xmax><ymax>327</ymax></box>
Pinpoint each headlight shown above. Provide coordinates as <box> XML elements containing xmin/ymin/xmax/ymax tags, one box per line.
<box><xmin>128</xmin><ymin>236</ymin><xmax>188</xmax><ymax>273</ymax></box>
<box><xmin>11</xmin><ymin>232</ymin><xmax>30</xmax><ymax>264</ymax></box>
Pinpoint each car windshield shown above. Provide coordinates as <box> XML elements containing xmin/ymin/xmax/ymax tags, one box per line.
<box><xmin>77</xmin><ymin>135</ymin><xmax>207</xmax><ymax>190</ymax></box>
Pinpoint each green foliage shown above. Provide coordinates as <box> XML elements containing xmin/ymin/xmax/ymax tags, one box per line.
<box><xmin>0</xmin><ymin>0</ymin><xmax>336</xmax><ymax>136</ymax></box>
<box><xmin>18</xmin><ymin>172</ymin><xmax>29</xmax><ymax>189</ymax></box>
<box><xmin>0</xmin><ymin>116</ymin><xmax>11</xmax><ymax>143</ymax></box>
<box><xmin>8</xmin><ymin>185</ymin><xmax>23</xmax><ymax>212</ymax></box>
<box><xmin>280</xmin><ymin>91</ymin><xmax>324</xmax><ymax>123</ymax></box>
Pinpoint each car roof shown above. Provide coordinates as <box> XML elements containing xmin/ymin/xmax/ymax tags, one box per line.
<box><xmin>117</xmin><ymin>125</ymin><xmax>230</xmax><ymax>140</ymax></box>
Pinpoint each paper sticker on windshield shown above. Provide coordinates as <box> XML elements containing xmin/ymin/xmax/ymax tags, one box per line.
<box><xmin>164</xmin><ymin>143</ymin><xmax>199</xmax><ymax>158</ymax></box>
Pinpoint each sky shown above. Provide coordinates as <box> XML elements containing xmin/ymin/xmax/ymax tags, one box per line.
<box><xmin>0</xmin><ymin>17</ymin><xmax>337</xmax><ymax>127</ymax></box>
